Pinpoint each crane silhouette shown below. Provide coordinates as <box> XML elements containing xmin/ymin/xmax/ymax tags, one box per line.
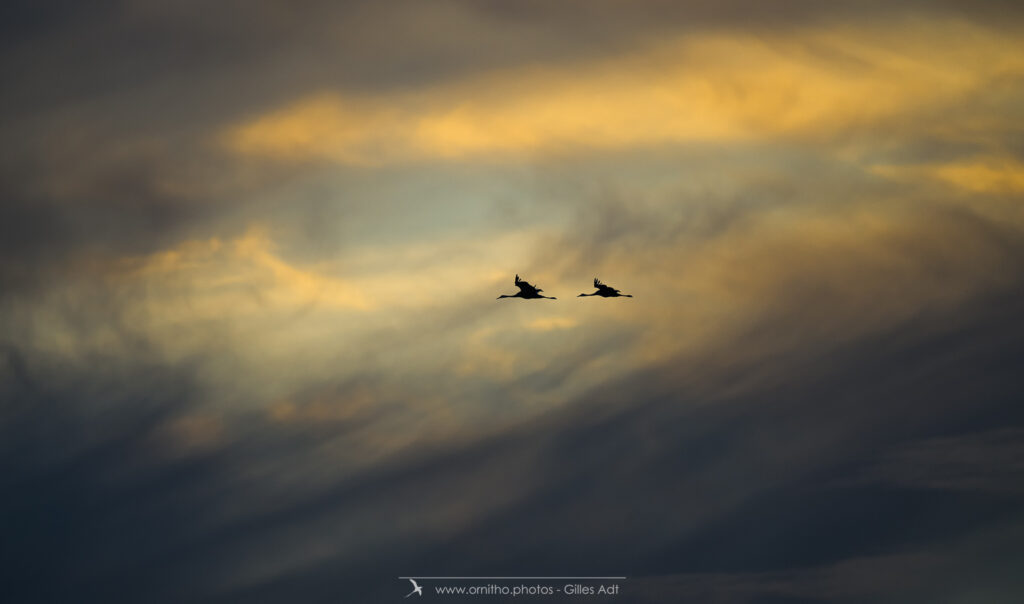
<box><xmin>497</xmin><ymin>274</ymin><xmax>557</xmax><ymax>300</ymax></box>
<box><xmin>578</xmin><ymin>278</ymin><xmax>632</xmax><ymax>298</ymax></box>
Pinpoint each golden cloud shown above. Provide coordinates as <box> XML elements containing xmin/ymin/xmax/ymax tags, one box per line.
<box><xmin>222</xmin><ymin>19</ymin><xmax>1024</xmax><ymax>164</ymax></box>
<box><xmin>873</xmin><ymin>157</ymin><xmax>1024</xmax><ymax>194</ymax></box>
<box><xmin>149</xmin><ymin>413</ymin><xmax>224</xmax><ymax>457</ymax></box>
<box><xmin>526</xmin><ymin>316</ymin><xmax>579</xmax><ymax>332</ymax></box>
<box><xmin>120</xmin><ymin>225</ymin><xmax>373</xmax><ymax>313</ymax></box>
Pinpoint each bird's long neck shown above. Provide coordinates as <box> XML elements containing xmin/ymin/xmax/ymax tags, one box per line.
<box><xmin>578</xmin><ymin>292</ymin><xmax>595</xmax><ymax>296</ymax></box>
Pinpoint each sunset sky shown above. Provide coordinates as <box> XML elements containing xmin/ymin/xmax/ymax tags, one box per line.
<box><xmin>3</xmin><ymin>2</ymin><xmax>1024</xmax><ymax>602</ymax></box>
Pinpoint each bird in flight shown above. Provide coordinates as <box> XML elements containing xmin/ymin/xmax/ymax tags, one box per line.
<box><xmin>497</xmin><ymin>274</ymin><xmax>557</xmax><ymax>300</ymax></box>
<box><xmin>405</xmin><ymin>579</ymin><xmax>423</xmax><ymax>597</ymax></box>
<box><xmin>578</xmin><ymin>278</ymin><xmax>632</xmax><ymax>298</ymax></box>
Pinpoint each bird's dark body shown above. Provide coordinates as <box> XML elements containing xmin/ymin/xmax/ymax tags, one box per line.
<box><xmin>578</xmin><ymin>278</ymin><xmax>632</xmax><ymax>298</ymax></box>
<box><xmin>497</xmin><ymin>274</ymin><xmax>557</xmax><ymax>300</ymax></box>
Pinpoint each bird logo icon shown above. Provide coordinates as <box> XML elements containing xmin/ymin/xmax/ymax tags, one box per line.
<box><xmin>405</xmin><ymin>578</ymin><xmax>423</xmax><ymax>597</ymax></box>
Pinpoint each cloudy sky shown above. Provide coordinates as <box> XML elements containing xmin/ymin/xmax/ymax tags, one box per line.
<box><xmin>3</xmin><ymin>1</ymin><xmax>1024</xmax><ymax>602</ymax></box>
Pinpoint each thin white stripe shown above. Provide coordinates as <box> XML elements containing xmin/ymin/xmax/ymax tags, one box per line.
<box><xmin>398</xmin><ymin>577</ymin><xmax>626</xmax><ymax>580</ymax></box>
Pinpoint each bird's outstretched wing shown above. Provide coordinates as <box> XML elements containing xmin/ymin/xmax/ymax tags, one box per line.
<box><xmin>516</xmin><ymin>275</ymin><xmax>540</xmax><ymax>296</ymax></box>
<box><xmin>517</xmin><ymin>282</ymin><xmax>540</xmax><ymax>295</ymax></box>
<box><xmin>593</xmin><ymin>278</ymin><xmax>617</xmax><ymax>295</ymax></box>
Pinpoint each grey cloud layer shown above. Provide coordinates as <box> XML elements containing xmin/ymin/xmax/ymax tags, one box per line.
<box><xmin>4</xmin><ymin>2</ymin><xmax>1024</xmax><ymax>603</ymax></box>
<box><xmin>4</xmin><ymin>273</ymin><xmax>1023</xmax><ymax>603</ymax></box>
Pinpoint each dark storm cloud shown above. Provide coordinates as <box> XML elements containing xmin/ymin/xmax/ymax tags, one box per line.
<box><xmin>621</xmin><ymin>520</ymin><xmax>1024</xmax><ymax>604</ymax></box>
<box><xmin>839</xmin><ymin>428</ymin><xmax>1024</xmax><ymax>494</ymax></box>
<box><xmin>6</xmin><ymin>0</ymin><xmax>1024</xmax><ymax>126</ymax></box>
<box><xmin>0</xmin><ymin>345</ymin><xmax>204</xmax><ymax>603</ymax></box>
<box><xmin>0</xmin><ymin>153</ymin><xmax>201</xmax><ymax>293</ymax></box>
